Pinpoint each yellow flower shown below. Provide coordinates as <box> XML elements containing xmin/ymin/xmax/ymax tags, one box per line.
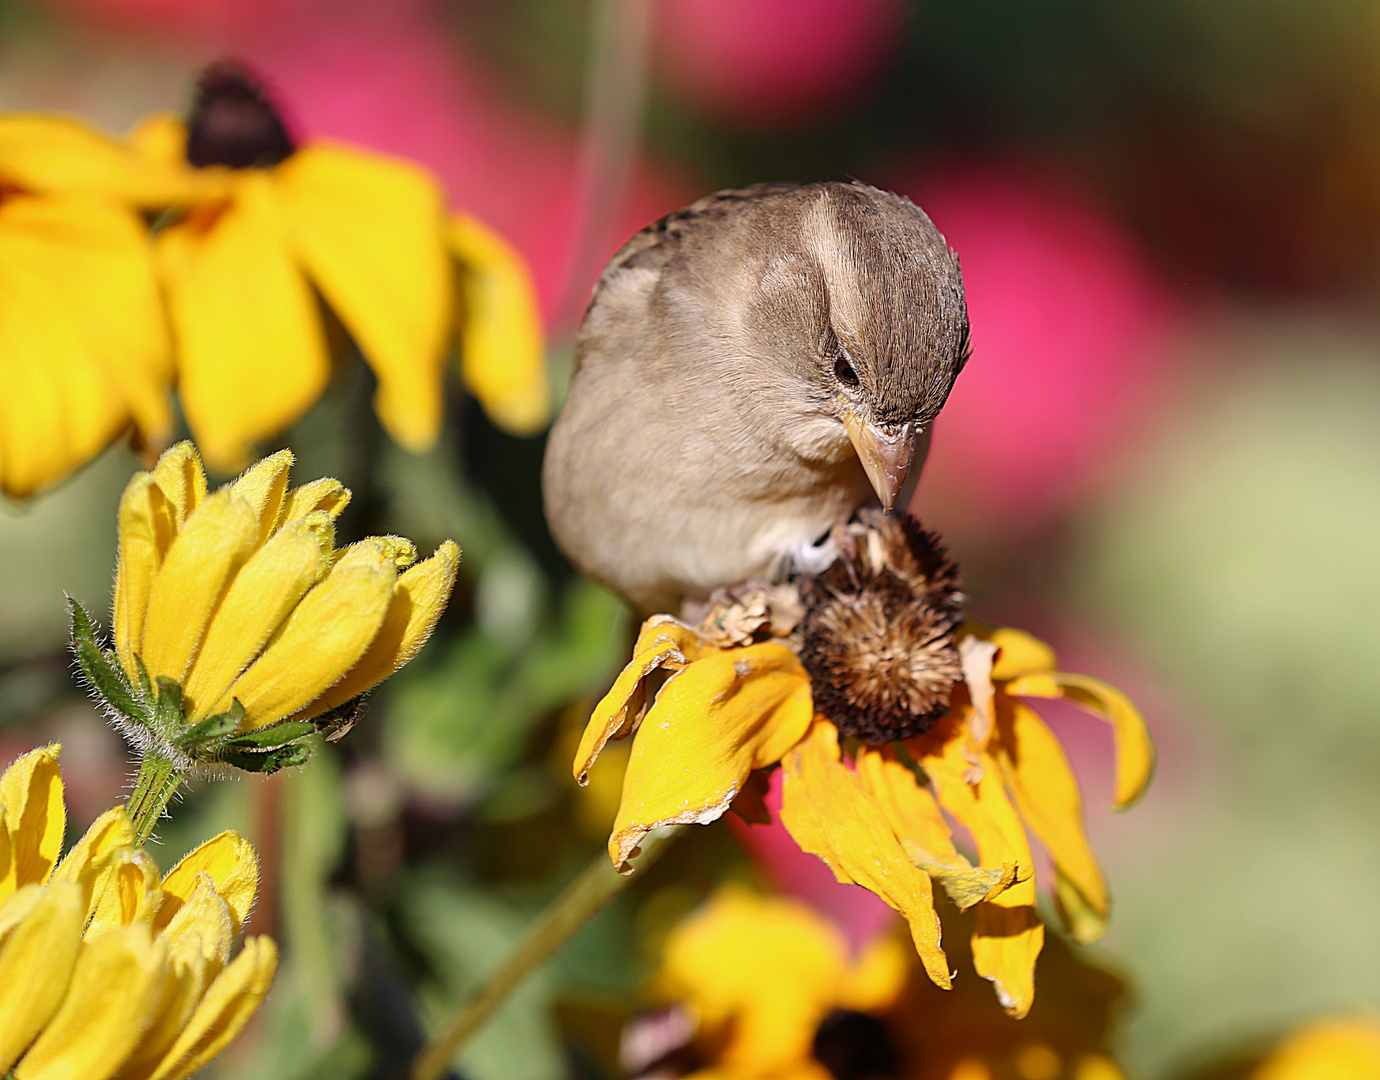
<box><xmin>0</xmin><ymin>62</ymin><xmax>547</xmax><ymax>488</ymax></box>
<box><xmin>1252</xmin><ymin>1020</ymin><xmax>1380</xmax><ymax>1080</ymax></box>
<box><xmin>638</xmin><ymin>886</ymin><xmax>1132</xmax><ymax>1080</ymax></box>
<box><xmin>0</xmin><ymin>120</ymin><xmax>175</xmax><ymax>497</ymax></box>
<box><xmin>574</xmin><ymin>619</ymin><xmax>1152</xmax><ymax>1019</ymax></box>
<box><xmin>0</xmin><ymin>744</ymin><xmax>277</xmax><ymax>1080</ymax></box>
<box><xmin>72</xmin><ymin>440</ymin><xmax>459</xmax><ymax>777</ymax></box>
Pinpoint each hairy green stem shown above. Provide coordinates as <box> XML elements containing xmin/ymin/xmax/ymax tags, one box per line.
<box><xmin>409</xmin><ymin>827</ymin><xmax>681</xmax><ymax>1080</ymax></box>
<box><xmin>126</xmin><ymin>752</ymin><xmax>184</xmax><ymax>845</ymax></box>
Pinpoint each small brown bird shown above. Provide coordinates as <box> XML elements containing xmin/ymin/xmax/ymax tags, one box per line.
<box><xmin>543</xmin><ymin>181</ymin><xmax>969</xmax><ymax>614</ymax></box>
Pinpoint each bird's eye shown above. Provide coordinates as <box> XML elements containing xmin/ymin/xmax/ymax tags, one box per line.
<box><xmin>834</xmin><ymin>351</ymin><xmax>860</xmax><ymax>387</ymax></box>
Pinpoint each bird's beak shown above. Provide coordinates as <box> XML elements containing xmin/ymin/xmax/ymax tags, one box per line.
<box><xmin>844</xmin><ymin>412</ymin><xmax>917</xmax><ymax>512</ymax></box>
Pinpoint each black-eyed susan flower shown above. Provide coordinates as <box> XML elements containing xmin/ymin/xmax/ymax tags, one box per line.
<box><xmin>0</xmin><ymin>61</ymin><xmax>546</xmax><ymax>490</ymax></box>
<box><xmin>0</xmin><ymin>743</ymin><xmax>276</xmax><ymax>1080</ymax></box>
<box><xmin>574</xmin><ymin>512</ymin><xmax>1153</xmax><ymax>1018</ymax></box>
<box><xmin>628</xmin><ymin>886</ymin><xmax>1132</xmax><ymax>1080</ymax></box>
<box><xmin>71</xmin><ymin>441</ymin><xmax>458</xmax><ymax>837</ymax></box>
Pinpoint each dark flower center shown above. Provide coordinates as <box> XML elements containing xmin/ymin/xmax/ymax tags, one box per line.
<box><xmin>185</xmin><ymin>60</ymin><xmax>296</xmax><ymax>169</ymax></box>
<box><xmin>812</xmin><ymin>1009</ymin><xmax>902</xmax><ymax>1080</ymax></box>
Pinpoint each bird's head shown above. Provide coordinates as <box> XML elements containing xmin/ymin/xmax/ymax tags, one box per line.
<box><xmin>736</xmin><ymin>182</ymin><xmax>970</xmax><ymax>511</ymax></box>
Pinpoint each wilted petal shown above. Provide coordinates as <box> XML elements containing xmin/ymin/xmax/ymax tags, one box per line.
<box><xmin>0</xmin><ymin>744</ymin><xmax>65</xmax><ymax>896</ymax></box>
<box><xmin>610</xmin><ymin>643</ymin><xmax>812</xmax><ymax>872</ymax></box>
<box><xmin>215</xmin><ymin>543</ymin><xmax>395</xmax><ymax>727</ymax></box>
<box><xmin>296</xmin><ymin>540</ymin><xmax>459</xmax><ymax>719</ymax></box>
<box><xmin>450</xmin><ymin>213</ymin><xmax>548</xmax><ymax>435</ymax></box>
<box><xmin>140</xmin><ymin>489</ymin><xmax>260</xmax><ymax>686</ymax></box>
<box><xmin>0</xmin><ymin>881</ymin><xmax>83</xmax><ymax>1072</ymax></box>
<box><xmin>15</xmin><ymin>922</ymin><xmax>170</xmax><ymax>1080</ymax></box>
<box><xmin>278</xmin><ymin>143</ymin><xmax>451</xmax><ymax>452</ymax></box>
<box><xmin>916</xmin><ymin>722</ymin><xmax>1041</xmax><ymax>1018</ymax></box>
<box><xmin>182</xmin><ymin>512</ymin><xmax>334</xmax><ymax>720</ymax></box>
<box><xmin>960</xmin><ymin>622</ymin><xmax>1058</xmax><ymax>682</ymax></box>
<box><xmin>144</xmin><ymin>935</ymin><xmax>277</xmax><ymax>1080</ymax></box>
<box><xmin>574</xmin><ymin>617</ymin><xmax>709</xmax><ymax>784</ymax></box>
<box><xmin>157</xmin><ymin>173</ymin><xmax>329</xmax><ymax>473</ymax></box>
<box><xmin>779</xmin><ymin>721</ymin><xmax>950</xmax><ymax>989</ymax></box>
<box><xmin>994</xmin><ymin>699</ymin><xmax>1108</xmax><ymax>943</ymax></box>
<box><xmin>157</xmin><ymin>831</ymin><xmax>257</xmax><ymax>938</ymax></box>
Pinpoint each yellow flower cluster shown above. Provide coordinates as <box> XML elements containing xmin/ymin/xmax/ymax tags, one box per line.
<box><xmin>74</xmin><ymin>441</ymin><xmax>458</xmax><ymax>784</ymax></box>
<box><xmin>0</xmin><ymin>745</ymin><xmax>276</xmax><ymax>1080</ymax></box>
<box><xmin>575</xmin><ymin>620</ymin><xmax>1153</xmax><ymax>1018</ymax></box>
<box><xmin>0</xmin><ymin>70</ymin><xmax>547</xmax><ymax>497</ymax></box>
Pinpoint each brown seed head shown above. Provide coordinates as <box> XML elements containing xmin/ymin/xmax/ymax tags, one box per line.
<box><xmin>799</xmin><ymin>509</ymin><xmax>963</xmax><ymax>743</ymax></box>
<box><xmin>186</xmin><ymin>60</ymin><xmax>296</xmax><ymax>170</ymax></box>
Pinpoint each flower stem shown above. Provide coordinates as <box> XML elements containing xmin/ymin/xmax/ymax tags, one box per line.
<box><xmin>409</xmin><ymin>827</ymin><xmax>681</xmax><ymax>1080</ymax></box>
<box><xmin>126</xmin><ymin>752</ymin><xmax>184</xmax><ymax>845</ymax></box>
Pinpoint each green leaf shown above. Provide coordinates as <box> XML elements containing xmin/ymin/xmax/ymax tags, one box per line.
<box><xmin>220</xmin><ymin>743</ymin><xmax>312</xmax><ymax>774</ymax></box>
<box><xmin>67</xmin><ymin>597</ymin><xmax>147</xmax><ymax>724</ymax></box>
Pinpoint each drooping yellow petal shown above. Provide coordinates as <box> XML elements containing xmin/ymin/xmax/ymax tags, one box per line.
<box><xmin>0</xmin><ymin>881</ymin><xmax>84</xmax><ymax>1073</ymax></box>
<box><xmin>85</xmin><ymin>849</ymin><xmax>164</xmax><ymax>938</ymax></box>
<box><xmin>1002</xmin><ymin>672</ymin><xmax>1155</xmax><ymax>810</ymax></box>
<box><xmin>215</xmin><ymin>542</ymin><xmax>396</xmax><ymax>728</ymax></box>
<box><xmin>450</xmin><ymin>213</ymin><xmax>548</xmax><ymax>435</ymax></box>
<box><xmin>279</xmin><ymin>476</ymin><xmax>351</xmax><ymax>524</ymax></box>
<box><xmin>149</xmin><ymin>441</ymin><xmax>208</xmax><ymax>533</ymax></box>
<box><xmin>0</xmin><ymin>744</ymin><xmax>65</xmax><ymax>897</ymax></box>
<box><xmin>0</xmin><ymin>113</ymin><xmax>216</xmax><ymax>206</ymax></box>
<box><xmin>182</xmin><ymin>512</ymin><xmax>334</xmax><ymax>720</ymax></box>
<box><xmin>779</xmin><ymin>721</ymin><xmax>950</xmax><ymax>989</ymax></box>
<box><xmin>228</xmin><ymin>448</ymin><xmax>294</xmax><ymax>545</ymax></box>
<box><xmin>139</xmin><ymin>489</ymin><xmax>261</xmax><ymax>686</ymax></box>
<box><xmin>575</xmin><ymin>617</ymin><xmax>710</xmax><ymax>784</ymax></box>
<box><xmin>916</xmin><ymin>721</ymin><xmax>1041</xmax><ymax>1018</ymax></box>
<box><xmin>296</xmin><ymin>540</ymin><xmax>459</xmax><ymax>720</ymax></box>
<box><xmin>277</xmin><ymin>142</ymin><xmax>451</xmax><ymax>451</ymax></box>
<box><xmin>163</xmin><ymin>872</ymin><xmax>233</xmax><ymax>971</ymax></box>
<box><xmin>14</xmin><ymin>921</ymin><xmax>170</xmax><ymax>1080</ymax></box>
<box><xmin>610</xmin><ymin>643</ymin><xmax>813</xmax><ymax>872</ymax></box>
<box><xmin>994</xmin><ymin>699</ymin><xmax>1108</xmax><ymax>943</ymax></box>
<box><xmin>157</xmin><ymin>173</ymin><xmax>329</xmax><ymax>473</ymax></box>
<box><xmin>657</xmin><ymin>886</ymin><xmax>845</xmax><ymax>1074</ymax></box>
<box><xmin>144</xmin><ymin>935</ymin><xmax>277</xmax><ymax>1080</ymax></box>
<box><xmin>854</xmin><ymin>748</ymin><xmax>1016</xmax><ymax>910</ymax></box>
<box><xmin>158</xmin><ymin>831</ymin><xmax>258</xmax><ymax>939</ymax></box>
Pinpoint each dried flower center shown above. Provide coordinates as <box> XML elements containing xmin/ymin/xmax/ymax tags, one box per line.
<box><xmin>798</xmin><ymin>509</ymin><xmax>963</xmax><ymax>743</ymax></box>
<box><xmin>185</xmin><ymin>60</ymin><xmax>296</xmax><ymax>169</ymax></box>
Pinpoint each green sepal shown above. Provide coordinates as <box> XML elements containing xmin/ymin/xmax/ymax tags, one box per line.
<box><xmin>152</xmin><ymin>677</ymin><xmax>185</xmax><ymax>738</ymax></box>
<box><xmin>173</xmin><ymin>711</ymin><xmax>242</xmax><ymax>752</ymax></box>
<box><xmin>220</xmin><ymin>719</ymin><xmax>317</xmax><ymax>751</ymax></box>
<box><xmin>218</xmin><ymin>743</ymin><xmax>312</xmax><ymax>774</ymax></box>
<box><xmin>67</xmin><ymin>597</ymin><xmax>148</xmax><ymax>726</ymax></box>
<box><xmin>133</xmin><ymin>654</ymin><xmax>156</xmax><ymax>711</ymax></box>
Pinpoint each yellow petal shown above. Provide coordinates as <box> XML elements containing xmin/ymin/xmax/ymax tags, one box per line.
<box><xmin>657</xmin><ymin>886</ymin><xmax>846</xmax><ymax>1074</ymax></box>
<box><xmin>144</xmin><ymin>935</ymin><xmax>277</xmax><ymax>1080</ymax></box>
<box><xmin>854</xmin><ymin>748</ymin><xmax>1014</xmax><ymax>910</ymax></box>
<box><xmin>574</xmin><ymin>616</ymin><xmax>709</xmax><ymax>784</ymax></box>
<box><xmin>0</xmin><ymin>744</ymin><xmax>65</xmax><ymax>898</ymax></box>
<box><xmin>163</xmin><ymin>872</ymin><xmax>233</xmax><ymax>971</ymax></box>
<box><xmin>228</xmin><ymin>448</ymin><xmax>294</xmax><ymax>545</ymax></box>
<box><xmin>127</xmin><ymin>112</ymin><xmax>186</xmax><ymax>166</ymax></box>
<box><xmin>779</xmin><ymin>721</ymin><xmax>950</xmax><ymax>989</ymax></box>
<box><xmin>450</xmin><ymin>213</ymin><xmax>549</xmax><ymax>435</ymax></box>
<box><xmin>994</xmin><ymin>699</ymin><xmax>1108</xmax><ymax>943</ymax></box>
<box><xmin>916</xmin><ymin>722</ymin><xmax>1041</xmax><ymax>1018</ymax></box>
<box><xmin>296</xmin><ymin>540</ymin><xmax>459</xmax><ymax>720</ymax></box>
<box><xmin>110</xmin><ymin>943</ymin><xmax>212</xmax><ymax>1080</ymax></box>
<box><xmin>157</xmin><ymin>173</ymin><xmax>329</xmax><ymax>474</ymax></box>
<box><xmin>280</xmin><ymin>476</ymin><xmax>351</xmax><ymax>524</ymax></box>
<box><xmin>15</xmin><ymin>921</ymin><xmax>170</xmax><ymax>1080</ymax></box>
<box><xmin>277</xmin><ymin>142</ymin><xmax>451</xmax><ymax>451</ymax></box>
<box><xmin>139</xmin><ymin>489</ymin><xmax>261</xmax><ymax>685</ymax></box>
<box><xmin>150</xmin><ymin>442</ymin><xmax>208</xmax><ymax>533</ymax></box>
<box><xmin>113</xmin><ymin>474</ymin><xmax>161</xmax><ymax>676</ymax></box>
<box><xmin>1002</xmin><ymin>672</ymin><xmax>1155</xmax><ymax>810</ymax></box>
<box><xmin>610</xmin><ymin>643</ymin><xmax>812</xmax><ymax>872</ymax></box>
<box><xmin>50</xmin><ymin>807</ymin><xmax>136</xmax><ymax>914</ymax></box>
<box><xmin>837</xmin><ymin>933</ymin><xmax>909</xmax><ymax>1013</ymax></box>
<box><xmin>182</xmin><ymin>512</ymin><xmax>334</xmax><ymax>720</ymax></box>
<box><xmin>0</xmin><ymin>883</ymin><xmax>42</xmax><ymax>946</ymax></box>
<box><xmin>1254</xmin><ymin>1020</ymin><xmax>1380</xmax><ymax>1080</ymax></box>
<box><xmin>961</xmin><ymin>621</ymin><xmax>1058</xmax><ymax>682</ymax></box>
<box><xmin>85</xmin><ymin>849</ymin><xmax>164</xmax><ymax>939</ymax></box>
<box><xmin>0</xmin><ymin>113</ymin><xmax>216</xmax><ymax>205</ymax></box>
<box><xmin>215</xmin><ymin>542</ymin><xmax>396</xmax><ymax>727</ymax></box>
<box><xmin>0</xmin><ymin>881</ymin><xmax>84</xmax><ymax>1073</ymax></box>
<box><xmin>157</xmin><ymin>831</ymin><xmax>258</xmax><ymax>938</ymax></box>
